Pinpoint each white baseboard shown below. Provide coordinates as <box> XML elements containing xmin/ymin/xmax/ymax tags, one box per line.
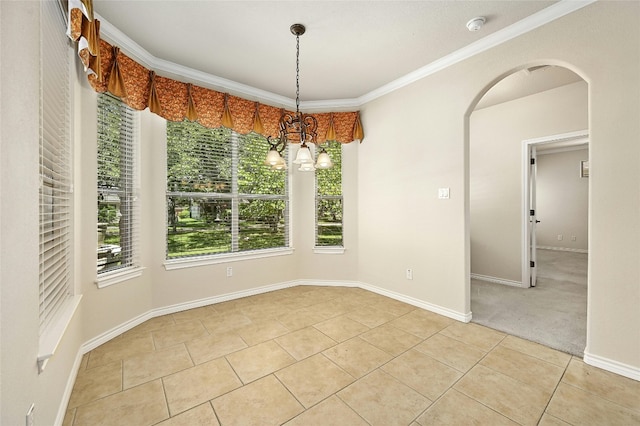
<box><xmin>152</xmin><ymin>280</ymin><xmax>300</xmax><ymax>317</ymax></box>
<box><xmin>470</xmin><ymin>273</ymin><xmax>525</xmax><ymax>288</ymax></box>
<box><xmin>295</xmin><ymin>279</ymin><xmax>361</xmax><ymax>288</ymax></box>
<box><xmin>77</xmin><ymin>278</ymin><xmax>471</xmax><ymax>360</ymax></box>
<box><xmin>54</xmin><ymin>349</ymin><xmax>84</xmax><ymax>426</ymax></box>
<box><xmin>583</xmin><ymin>351</ymin><xmax>640</xmax><ymax>381</ymax></box>
<box><xmin>81</xmin><ymin>311</ymin><xmax>154</xmax><ymax>354</ymax></box>
<box><xmin>81</xmin><ymin>281</ymin><xmax>300</xmax><ymax>354</ymax></box>
<box><xmin>538</xmin><ymin>245</ymin><xmax>588</xmax><ymax>254</ymax></box>
<box><xmin>290</xmin><ymin>279</ymin><xmax>472</xmax><ymax>321</ymax></box>
<box><xmin>357</xmin><ymin>281</ymin><xmax>471</xmax><ymax>322</ymax></box>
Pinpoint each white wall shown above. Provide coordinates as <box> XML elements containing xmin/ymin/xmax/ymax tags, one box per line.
<box><xmin>470</xmin><ymin>81</ymin><xmax>588</xmax><ymax>282</ymax></box>
<box><xmin>537</xmin><ymin>148</ymin><xmax>589</xmax><ymax>251</ymax></box>
<box><xmin>359</xmin><ymin>1</ymin><xmax>639</xmax><ymax>370</ymax></box>
<box><xmin>1</xmin><ymin>3</ymin><xmax>84</xmax><ymax>424</ymax></box>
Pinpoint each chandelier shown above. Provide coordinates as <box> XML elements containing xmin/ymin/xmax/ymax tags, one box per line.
<box><xmin>265</xmin><ymin>24</ymin><xmax>333</xmax><ymax>172</ymax></box>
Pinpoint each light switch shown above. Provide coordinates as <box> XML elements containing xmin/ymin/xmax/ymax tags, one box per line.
<box><xmin>438</xmin><ymin>188</ymin><xmax>450</xmax><ymax>199</ymax></box>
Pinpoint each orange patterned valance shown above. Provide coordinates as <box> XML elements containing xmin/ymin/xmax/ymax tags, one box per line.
<box><xmin>67</xmin><ymin>1</ymin><xmax>364</xmax><ymax>143</ymax></box>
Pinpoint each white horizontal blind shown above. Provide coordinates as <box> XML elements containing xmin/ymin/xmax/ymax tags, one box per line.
<box><xmin>166</xmin><ymin>122</ymin><xmax>288</xmax><ymax>258</ymax></box>
<box><xmin>39</xmin><ymin>0</ymin><xmax>72</xmax><ymax>334</ymax></box>
<box><xmin>97</xmin><ymin>94</ymin><xmax>139</xmax><ymax>274</ymax></box>
<box><xmin>315</xmin><ymin>142</ymin><xmax>343</xmax><ymax>246</ymax></box>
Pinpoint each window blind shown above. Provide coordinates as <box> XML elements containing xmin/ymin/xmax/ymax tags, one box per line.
<box><xmin>97</xmin><ymin>94</ymin><xmax>139</xmax><ymax>274</ymax></box>
<box><xmin>315</xmin><ymin>142</ymin><xmax>343</xmax><ymax>247</ymax></box>
<box><xmin>166</xmin><ymin>122</ymin><xmax>288</xmax><ymax>258</ymax></box>
<box><xmin>39</xmin><ymin>0</ymin><xmax>72</xmax><ymax>334</ymax></box>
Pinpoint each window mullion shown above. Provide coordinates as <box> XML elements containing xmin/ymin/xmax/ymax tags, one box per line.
<box><xmin>119</xmin><ymin>103</ymin><xmax>132</xmax><ymax>266</ymax></box>
<box><xmin>231</xmin><ymin>132</ymin><xmax>239</xmax><ymax>252</ymax></box>
<box><xmin>315</xmin><ymin>142</ymin><xmax>343</xmax><ymax>247</ymax></box>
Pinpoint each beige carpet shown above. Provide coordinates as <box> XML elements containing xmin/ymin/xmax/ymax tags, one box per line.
<box><xmin>471</xmin><ymin>249</ymin><xmax>587</xmax><ymax>356</ymax></box>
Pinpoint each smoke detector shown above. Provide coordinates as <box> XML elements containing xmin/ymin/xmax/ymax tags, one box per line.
<box><xmin>466</xmin><ymin>17</ymin><xmax>486</xmax><ymax>32</ymax></box>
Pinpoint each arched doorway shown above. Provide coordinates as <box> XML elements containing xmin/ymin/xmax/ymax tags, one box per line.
<box><xmin>466</xmin><ymin>65</ymin><xmax>589</xmax><ymax>356</ymax></box>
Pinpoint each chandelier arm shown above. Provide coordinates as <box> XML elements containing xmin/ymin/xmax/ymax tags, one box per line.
<box><xmin>267</xmin><ymin>136</ymin><xmax>286</xmax><ymax>155</ymax></box>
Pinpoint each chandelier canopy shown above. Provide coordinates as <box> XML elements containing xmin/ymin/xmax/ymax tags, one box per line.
<box><xmin>265</xmin><ymin>24</ymin><xmax>333</xmax><ymax>172</ymax></box>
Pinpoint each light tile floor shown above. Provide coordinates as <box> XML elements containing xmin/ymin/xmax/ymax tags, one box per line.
<box><xmin>63</xmin><ymin>286</ymin><xmax>640</xmax><ymax>426</ymax></box>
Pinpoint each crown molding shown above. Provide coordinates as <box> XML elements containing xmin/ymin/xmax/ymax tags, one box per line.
<box><xmin>96</xmin><ymin>13</ymin><xmax>296</xmax><ymax>110</ymax></box>
<box><xmin>96</xmin><ymin>0</ymin><xmax>595</xmax><ymax>111</ymax></box>
<box><xmin>300</xmin><ymin>98</ymin><xmax>362</xmax><ymax>113</ymax></box>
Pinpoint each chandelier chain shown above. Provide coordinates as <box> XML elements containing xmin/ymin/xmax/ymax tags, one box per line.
<box><xmin>265</xmin><ymin>23</ymin><xmax>328</xmax><ymax>171</ymax></box>
<box><xmin>295</xmin><ymin>33</ymin><xmax>300</xmax><ymax>114</ymax></box>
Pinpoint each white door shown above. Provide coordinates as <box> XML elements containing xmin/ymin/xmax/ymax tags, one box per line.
<box><xmin>522</xmin><ymin>131</ymin><xmax>588</xmax><ymax>289</ymax></box>
<box><xmin>529</xmin><ymin>146</ymin><xmax>539</xmax><ymax>287</ymax></box>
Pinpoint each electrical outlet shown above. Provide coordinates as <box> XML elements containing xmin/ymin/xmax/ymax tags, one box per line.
<box><xmin>406</xmin><ymin>269</ymin><xmax>413</xmax><ymax>280</ymax></box>
<box><xmin>226</xmin><ymin>267</ymin><xmax>233</xmax><ymax>277</ymax></box>
<box><xmin>557</xmin><ymin>234</ymin><xmax>563</xmax><ymax>241</ymax></box>
<box><xmin>26</xmin><ymin>403</ymin><xmax>35</xmax><ymax>426</ymax></box>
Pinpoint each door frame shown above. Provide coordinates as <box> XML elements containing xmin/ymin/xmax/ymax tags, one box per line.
<box><xmin>521</xmin><ymin>130</ymin><xmax>589</xmax><ymax>288</ymax></box>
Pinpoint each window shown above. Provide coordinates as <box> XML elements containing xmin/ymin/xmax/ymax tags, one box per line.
<box><xmin>166</xmin><ymin>122</ymin><xmax>289</xmax><ymax>259</ymax></box>
<box><xmin>315</xmin><ymin>142</ymin><xmax>343</xmax><ymax>247</ymax></box>
<box><xmin>97</xmin><ymin>94</ymin><xmax>139</xmax><ymax>275</ymax></box>
<box><xmin>39</xmin><ymin>0</ymin><xmax>72</xmax><ymax>335</ymax></box>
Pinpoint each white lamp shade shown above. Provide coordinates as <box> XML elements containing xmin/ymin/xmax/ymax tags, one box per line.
<box><xmin>298</xmin><ymin>162</ymin><xmax>315</xmax><ymax>172</ymax></box>
<box><xmin>293</xmin><ymin>145</ymin><xmax>313</xmax><ymax>164</ymax></box>
<box><xmin>271</xmin><ymin>156</ymin><xmax>287</xmax><ymax>170</ymax></box>
<box><xmin>315</xmin><ymin>151</ymin><xmax>333</xmax><ymax>169</ymax></box>
<box><xmin>265</xmin><ymin>148</ymin><xmax>282</xmax><ymax>166</ymax></box>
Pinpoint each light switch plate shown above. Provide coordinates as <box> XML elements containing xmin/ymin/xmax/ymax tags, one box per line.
<box><xmin>438</xmin><ymin>188</ymin><xmax>450</xmax><ymax>199</ymax></box>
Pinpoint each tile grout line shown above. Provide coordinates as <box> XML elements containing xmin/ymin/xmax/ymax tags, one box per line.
<box><xmin>335</xmin><ymin>392</ymin><xmax>374</xmax><ymax>426</ymax></box>
<box><xmin>557</xmin><ymin>362</ymin><xmax>640</xmax><ymax>417</ymax></box>
<box><xmin>316</xmin><ymin>319</ymin><xmax>438</xmax><ymax>424</ymax></box>
<box><xmin>536</xmin><ymin>354</ymin><xmax>575</xmax><ymax>425</ymax></box>
<box><xmin>208</xmin><ymin>400</ymin><xmax>223</xmax><ymax>426</ymax></box>
<box><xmin>155</xmin><ymin>376</ymin><xmax>171</xmax><ymax>424</ymax></box>
<box><xmin>271</xmin><ymin>373</ymin><xmax>307</xmax><ymax>421</ymax></box>
<box><xmin>414</xmin><ymin>332</ymin><xmax>519</xmax><ymax>425</ymax></box>
<box><xmin>498</xmin><ymin>335</ymin><xmax>574</xmax><ymax>368</ymax></box>
<box><xmin>220</xmin><ymin>354</ymin><xmax>245</xmax><ymax>388</ymax></box>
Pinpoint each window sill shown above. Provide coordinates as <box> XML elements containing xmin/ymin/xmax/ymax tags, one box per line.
<box><xmin>313</xmin><ymin>246</ymin><xmax>346</xmax><ymax>254</ymax></box>
<box><xmin>96</xmin><ymin>266</ymin><xmax>145</xmax><ymax>289</ymax></box>
<box><xmin>164</xmin><ymin>247</ymin><xmax>295</xmax><ymax>271</ymax></box>
<box><xmin>38</xmin><ymin>294</ymin><xmax>82</xmax><ymax>373</ymax></box>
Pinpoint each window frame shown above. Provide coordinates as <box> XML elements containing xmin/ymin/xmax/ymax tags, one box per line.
<box><xmin>314</xmin><ymin>142</ymin><xmax>345</xmax><ymax>253</ymax></box>
<box><xmin>96</xmin><ymin>93</ymin><xmax>143</xmax><ymax>288</ymax></box>
<box><xmin>38</xmin><ymin>0</ymin><xmax>82</xmax><ymax>373</ymax></box>
<box><xmin>164</xmin><ymin>123</ymin><xmax>292</xmax><ymax>269</ymax></box>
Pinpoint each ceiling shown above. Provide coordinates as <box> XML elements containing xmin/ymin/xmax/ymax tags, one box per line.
<box><xmin>476</xmin><ymin>65</ymin><xmax>583</xmax><ymax>110</ymax></box>
<box><xmin>93</xmin><ymin>1</ymin><xmax>584</xmax><ymax>106</ymax></box>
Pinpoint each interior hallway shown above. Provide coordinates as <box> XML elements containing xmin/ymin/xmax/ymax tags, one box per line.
<box><xmin>63</xmin><ymin>285</ymin><xmax>639</xmax><ymax>425</ymax></box>
<box><xmin>471</xmin><ymin>249</ymin><xmax>587</xmax><ymax>356</ymax></box>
